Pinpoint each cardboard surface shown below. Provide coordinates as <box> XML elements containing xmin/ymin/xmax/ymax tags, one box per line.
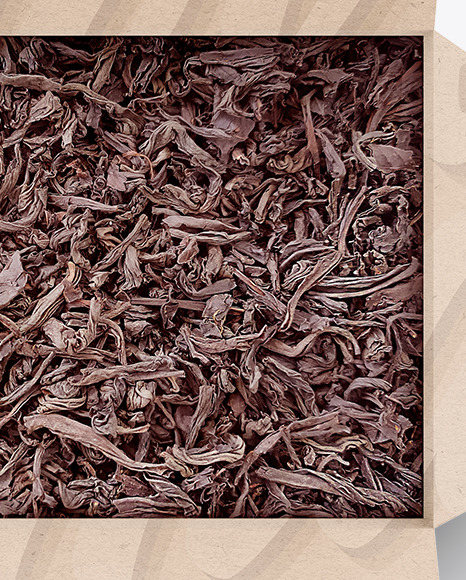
<box><xmin>0</xmin><ymin>1</ymin><xmax>455</xmax><ymax>578</ymax></box>
<box><xmin>0</xmin><ymin>0</ymin><xmax>435</xmax><ymax>35</ymax></box>
<box><xmin>432</xmin><ymin>31</ymin><xmax>466</xmax><ymax>528</ymax></box>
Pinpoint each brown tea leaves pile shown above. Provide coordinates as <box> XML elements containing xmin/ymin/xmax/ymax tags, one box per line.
<box><xmin>0</xmin><ymin>37</ymin><xmax>422</xmax><ymax>517</ymax></box>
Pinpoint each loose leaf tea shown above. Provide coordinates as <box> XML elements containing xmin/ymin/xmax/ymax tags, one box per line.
<box><xmin>0</xmin><ymin>36</ymin><xmax>422</xmax><ymax>518</ymax></box>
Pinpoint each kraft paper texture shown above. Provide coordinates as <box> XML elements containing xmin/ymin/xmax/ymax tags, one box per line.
<box><xmin>0</xmin><ymin>1</ymin><xmax>460</xmax><ymax>578</ymax></box>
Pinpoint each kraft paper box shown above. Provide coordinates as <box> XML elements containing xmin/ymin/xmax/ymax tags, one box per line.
<box><xmin>0</xmin><ymin>1</ymin><xmax>462</xmax><ymax>578</ymax></box>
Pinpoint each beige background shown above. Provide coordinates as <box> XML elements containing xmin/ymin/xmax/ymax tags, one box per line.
<box><xmin>0</xmin><ymin>1</ymin><xmax>457</xmax><ymax>578</ymax></box>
